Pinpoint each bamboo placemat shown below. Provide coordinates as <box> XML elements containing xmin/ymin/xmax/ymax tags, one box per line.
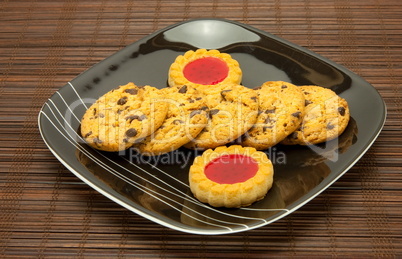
<box><xmin>0</xmin><ymin>0</ymin><xmax>401</xmax><ymax>257</ymax></box>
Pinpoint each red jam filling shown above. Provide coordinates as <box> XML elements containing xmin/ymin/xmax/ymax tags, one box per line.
<box><xmin>204</xmin><ymin>154</ymin><xmax>258</xmax><ymax>184</ymax></box>
<box><xmin>183</xmin><ymin>57</ymin><xmax>229</xmax><ymax>85</ymax></box>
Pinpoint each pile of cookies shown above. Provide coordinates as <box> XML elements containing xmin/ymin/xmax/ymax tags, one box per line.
<box><xmin>80</xmin><ymin>49</ymin><xmax>350</xmax><ymax>156</ymax></box>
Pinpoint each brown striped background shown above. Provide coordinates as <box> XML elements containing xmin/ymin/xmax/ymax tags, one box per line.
<box><xmin>0</xmin><ymin>0</ymin><xmax>401</xmax><ymax>257</ymax></box>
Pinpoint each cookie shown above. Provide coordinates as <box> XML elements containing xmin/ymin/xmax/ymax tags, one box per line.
<box><xmin>133</xmin><ymin>85</ymin><xmax>209</xmax><ymax>156</ymax></box>
<box><xmin>184</xmin><ymin>84</ymin><xmax>259</xmax><ymax>150</ymax></box>
<box><xmin>281</xmin><ymin>85</ymin><xmax>350</xmax><ymax>145</ymax></box>
<box><xmin>241</xmin><ymin>81</ymin><xmax>305</xmax><ymax>150</ymax></box>
<box><xmin>189</xmin><ymin>145</ymin><xmax>274</xmax><ymax>208</ymax></box>
<box><xmin>168</xmin><ymin>49</ymin><xmax>242</xmax><ymax>92</ymax></box>
<box><xmin>274</xmin><ymin>162</ymin><xmax>331</xmax><ymax>205</ymax></box>
<box><xmin>80</xmin><ymin>82</ymin><xmax>168</xmax><ymax>152</ymax></box>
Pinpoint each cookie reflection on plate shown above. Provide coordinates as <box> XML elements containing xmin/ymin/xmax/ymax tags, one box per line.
<box><xmin>277</xmin><ymin>116</ymin><xmax>358</xmax><ymax>167</ymax></box>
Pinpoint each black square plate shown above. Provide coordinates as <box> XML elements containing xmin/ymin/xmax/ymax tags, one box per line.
<box><xmin>38</xmin><ymin>19</ymin><xmax>386</xmax><ymax>235</ymax></box>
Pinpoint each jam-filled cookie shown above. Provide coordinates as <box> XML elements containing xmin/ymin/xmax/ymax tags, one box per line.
<box><xmin>281</xmin><ymin>85</ymin><xmax>350</xmax><ymax>145</ymax></box>
<box><xmin>80</xmin><ymin>82</ymin><xmax>168</xmax><ymax>152</ymax></box>
<box><xmin>189</xmin><ymin>145</ymin><xmax>274</xmax><ymax>208</ymax></box>
<box><xmin>133</xmin><ymin>85</ymin><xmax>209</xmax><ymax>156</ymax></box>
<box><xmin>241</xmin><ymin>81</ymin><xmax>305</xmax><ymax>150</ymax></box>
<box><xmin>168</xmin><ymin>49</ymin><xmax>242</xmax><ymax>92</ymax></box>
<box><xmin>184</xmin><ymin>84</ymin><xmax>258</xmax><ymax>150</ymax></box>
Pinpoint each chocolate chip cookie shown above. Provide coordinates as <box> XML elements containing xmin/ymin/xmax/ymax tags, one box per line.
<box><xmin>133</xmin><ymin>85</ymin><xmax>209</xmax><ymax>156</ymax></box>
<box><xmin>281</xmin><ymin>85</ymin><xmax>350</xmax><ymax>145</ymax></box>
<box><xmin>241</xmin><ymin>81</ymin><xmax>305</xmax><ymax>150</ymax></box>
<box><xmin>184</xmin><ymin>84</ymin><xmax>259</xmax><ymax>150</ymax></box>
<box><xmin>80</xmin><ymin>82</ymin><xmax>168</xmax><ymax>152</ymax></box>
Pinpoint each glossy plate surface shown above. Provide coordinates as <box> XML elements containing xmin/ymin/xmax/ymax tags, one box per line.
<box><xmin>38</xmin><ymin>19</ymin><xmax>386</xmax><ymax>235</ymax></box>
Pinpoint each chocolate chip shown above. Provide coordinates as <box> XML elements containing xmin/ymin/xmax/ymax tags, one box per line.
<box><xmin>190</xmin><ymin>110</ymin><xmax>202</xmax><ymax>118</ymax></box>
<box><xmin>126</xmin><ymin>114</ymin><xmax>147</xmax><ymax>122</ymax></box>
<box><xmin>125</xmin><ymin>128</ymin><xmax>138</xmax><ymax>137</ymax></box>
<box><xmin>250</xmin><ymin>96</ymin><xmax>257</xmax><ymax>101</ymax></box>
<box><xmin>220</xmin><ymin>89</ymin><xmax>232</xmax><ymax>99</ymax></box>
<box><xmin>84</xmin><ymin>131</ymin><xmax>92</xmax><ymax>138</ymax></box>
<box><xmin>134</xmin><ymin>137</ymin><xmax>145</xmax><ymax>143</ymax></box>
<box><xmin>117</xmin><ymin>96</ymin><xmax>128</xmax><ymax>105</ymax></box>
<box><xmin>265</xmin><ymin>109</ymin><xmax>276</xmax><ymax>114</ymax></box>
<box><xmin>327</xmin><ymin>123</ymin><xmax>335</xmax><ymax>130</ymax></box>
<box><xmin>200</xmin><ymin>106</ymin><xmax>208</xmax><ymax>111</ymax></box>
<box><xmin>124</xmin><ymin>88</ymin><xmax>138</xmax><ymax>95</ymax></box>
<box><xmin>195</xmin><ymin>97</ymin><xmax>202</xmax><ymax>101</ymax></box>
<box><xmin>305</xmin><ymin>100</ymin><xmax>313</xmax><ymax>106</ymax></box>
<box><xmin>189</xmin><ymin>99</ymin><xmax>194</xmax><ymax>103</ymax></box>
<box><xmin>93</xmin><ymin>108</ymin><xmax>97</xmax><ymax>116</ymax></box>
<box><xmin>125</xmin><ymin>115</ymin><xmax>141</xmax><ymax>122</ymax></box>
<box><xmin>93</xmin><ymin>137</ymin><xmax>102</xmax><ymax>144</ymax></box>
<box><xmin>173</xmin><ymin>119</ymin><xmax>184</xmax><ymax>124</ymax></box>
<box><xmin>292</xmin><ymin>111</ymin><xmax>302</xmax><ymax>118</ymax></box>
<box><xmin>209</xmin><ymin>109</ymin><xmax>220</xmax><ymax>117</ymax></box>
<box><xmin>338</xmin><ymin>107</ymin><xmax>346</xmax><ymax>116</ymax></box>
<box><xmin>264</xmin><ymin>117</ymin><xmax>275</xmax><ymax>124</ymax></box>
<box><xmin>290</xmin><ymin>132</ymin><xmax>298</xmax><ymax>139</ymax></box>
<box><xmin>281</xmin><ymin>85</ymin><xmax>287</xmax><ymax>89</ymax></box>
<box><xmin>178</xmin><ymin>85</ymin><xmax>187</xmax><ymax>93</ymax></box>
